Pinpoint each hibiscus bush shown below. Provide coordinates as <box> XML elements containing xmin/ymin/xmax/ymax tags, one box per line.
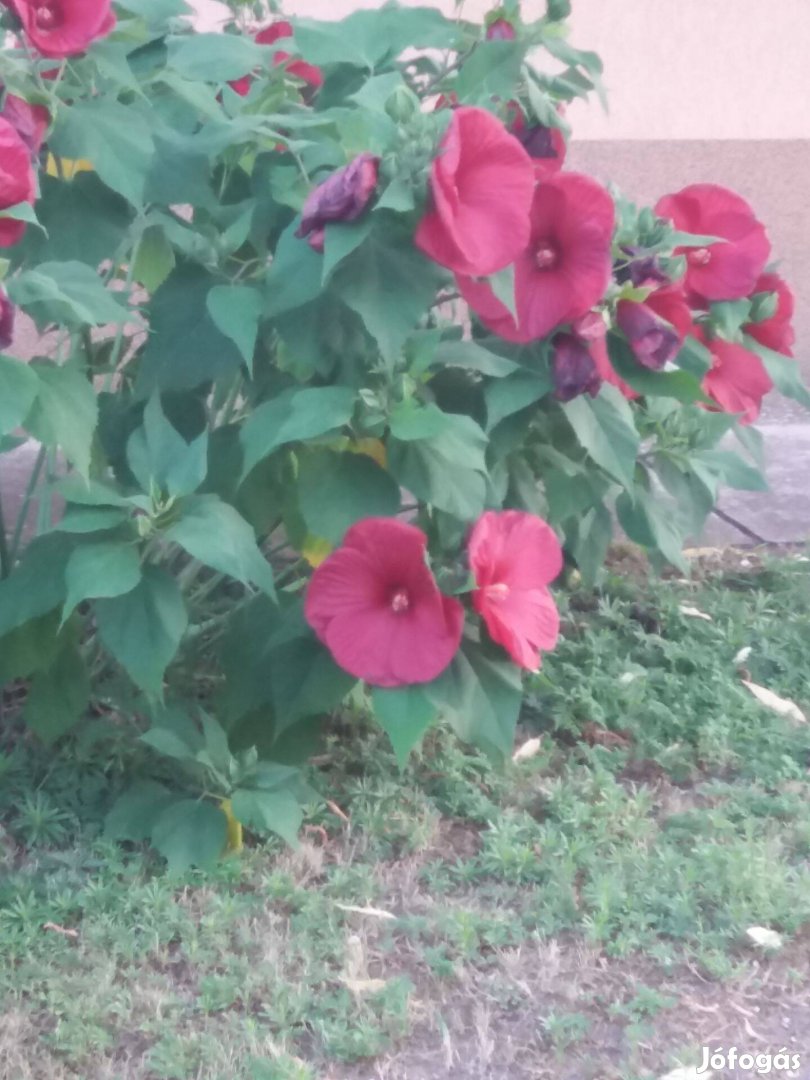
<box><xmin>0</xmin><ymin>0</ymin><xmax>806</xmax><ymax>866</ymax></box>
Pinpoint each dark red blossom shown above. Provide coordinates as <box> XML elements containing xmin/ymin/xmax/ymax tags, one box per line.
<box><xmin>0</xmin><ymin>92</ymin><xmax>49</xmax><ymax>157</ymax></box>
<box><xmin>643</xmin><ymin>283</ymin><xmax>693</xmax><ymax>343</ymax></box>
<box><xmin>745</xmin><ymin>272</ymin><xmax>795</xmax><ymax>357</ymax></box>
<box><xmin>698</xmin><ymin>330</ymin><xmax>773</xmax><ymax>425</ymax></box>
<box><xmin>616</xmin><ymin>298</ymin><xmax>681</xmax><ymax>370</ymax></box>
<box><xmin>507</xmin><ymin>104</ymin><xmax>567</xmax><ymax>181</ymax></box>
<box><xmin>551</xmin><ymin>332</ymin><xmax>602</xmax><ymax>401</ymax></box>
<box><xmin>295</xmin><ymin>153</ymin><xmax>380</xmax><ymax>253</ymax></box>
<box><xmin>655</xmin><ymin>184</ymin><xmax>770</xmax><ymax>302</ymax></box>
<box><xmin>0</xmin><ymin>288</ymin><xmax>15</xmax><ymax>349</ymax></box>
<box><xmin>230</xmin><ymin>20</ymin><xmax>323</xmax><ymax>97</ymax></box>
<box><xmin>0</xmin><ymin>118</ymin><xmax>36</xmax><ymax>248</ymax></box>
<box><xmin>416</xmin><ymin>106</ymin><xmax>535</xmax><ymax>278</ymax></box>
<box><xmin>469</xmin><ymin>511</ymin><xmax>562</xmax><ymax>671</ymax></box>
<box><xmin>10</xmin><ymin>0</ymin><xmax>114</xmax><ymax>57</ymax></box>
<box><xmin>305</xmin><ymin>518</ymin><xmax>464</xmax><ymax>687</ymax></box>
<box><xmin>458</xmin><ymin>171</ymin><xmax>614</xmax><ymax>343</ymax></box>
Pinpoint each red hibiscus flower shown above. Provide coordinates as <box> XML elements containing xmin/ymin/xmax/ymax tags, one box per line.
<box><xmin>643</xmin><ymin>283</ymin><xmax>693</xmax><ymax>343</ymax></box>
<box><xmin>230</xmin><ymin>20</ymin><xmax>323</xmax><ymax>97</ymax></box>
<box><xmin>10</xmin><ymin>0</ymin><xmax>114</xmax><ymax>57</ymax></box>
<box><xmin>655</xmin><ymin>184</ymin><xmax>770</xmax><ymax>302</ymax></box>
<box><xmin>698</xmin><ymin>331</ymin><xmax>772</xmax><ymax>426</ymax></box>
<box><xmin>0</xmin><ymin>92</ymin><xmax>49</xmax><ymax>157</ymax></box>
<box><xmin>296</xmin><ymin>153</ymin><xmax>380</xmax><ymax>253</ymax></box>
<box><xmin>745</xmin><ymin>272</ymin><xmax>795</xmax><ymax>357</ymax></box>
<box><xmin>304</xmin><ymin>518</ymin><xmax>464</xmax><ymax>688</ymax></box>
<box><xmin>469</xmin><ymin>511</ymin><xmax>562</xmax><ymax>671</ymax></box>
<box><xmin>0</xmin><ymin>118</ymin><xmax>36</xmax><ymax>248</ymax></box>
<box><xmin>458</xmin><ymin>171</ymin><xmax>614</xmax><ymax>343</ymax></box>
<box><xmin>0</xmin><ymin>287</ymin><xmax>14</xmax><ymax>350</ymax></box>
<box><xmin>415</xmin><ymin>106</ymin><xmax>536</xmax><ymax>278</ymax></box>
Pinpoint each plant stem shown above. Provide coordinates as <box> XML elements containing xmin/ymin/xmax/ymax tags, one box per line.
<box><xmin>0</xmin><ymin>491</ymin><xmax>10</xmax><ymax>579</ymax></box>
<box><xmin>8</xmin><ymin>443</ymin><xmax>47</xmax><ymax>563</ymax></box>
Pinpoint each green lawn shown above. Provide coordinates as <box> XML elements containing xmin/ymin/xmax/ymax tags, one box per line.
<box><xmin>2</xmin><ymin>549</ymin><xmax>810</xmax><ymax>1079</ymax></box>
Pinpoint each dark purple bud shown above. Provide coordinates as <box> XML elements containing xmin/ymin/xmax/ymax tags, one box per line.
<box><xmin>516</xmin><ymin>124</ymin><xmax>556</xmax><ymax>159</ymax></box>
<box><xmin>0</xmin><ymin>288</ymin><xmax>15</xmax><ymax>351</ymax></box>
<box><xmin>552</xmin><ymin>333</ymin><xmax>602</xmax><ymax>402</ymax></box>
<box><xmin>616</xmin><ymin>299</ymin><xmax>680</xmax><ymax>370</ymax></box>
<box><xmin>295</xmin><ymin>153</ymin><xmax>380</xmax><ymax>252</ymax></box>
<box><xmin>486</xmin><ymin>17</ymin><xmax>516</xmax><ymax>40</ymax></box>
<box><xmin>614</xmin><ymin>245</ymin><xmax>668</xmax><ymax>288</ymax></box>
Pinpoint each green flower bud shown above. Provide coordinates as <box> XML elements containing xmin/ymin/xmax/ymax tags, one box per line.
<box><xmin>748</xmin><ymin>289</ymin><xmax>779</xmax><ymax>324</ymax></box>
<box><xmin>385</xmin><ymin>84</ymin><xmax>419</xmax><ymax>125</ymax></box>
<box><xmin>546</xmin><ymin>0</ymin><xmax>571</xmax><ymax>21</ymax></box>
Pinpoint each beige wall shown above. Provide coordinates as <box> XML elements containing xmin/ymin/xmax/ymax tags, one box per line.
<box><xmin>194</xmin><ymin>0</ymin><xmax>810</xmax><ymax>140</ymax></box>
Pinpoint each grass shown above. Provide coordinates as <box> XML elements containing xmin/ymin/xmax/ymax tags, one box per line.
<box><xmin>1</xmin><ymin>548</ymin><xmax>810</xmax><ymax>1078</ymax></box>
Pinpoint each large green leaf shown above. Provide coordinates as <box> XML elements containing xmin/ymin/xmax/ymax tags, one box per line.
<box><xmin>430</xmin><ymin>340</ymin><xmax>520</xmax><ymax>378</ymax></box>
<box><xmin>0</xmin><ymin>355</ymin><xmax>38</xmax><ymax>436</ymax></box>
<box><xmin>62</xmin><ymin>541</ymin><xmax>142</xmax><ymax>625</ymax></box>
<box><xmin>151</xmin><ymin>798</ymin><xmax>227</xmax><ymax>873</ymax></box>
<box><xmin>9</xmin><ymin>262</ymin><xmax>129</xmax><ymax>329</ymax></box>
<box><xmin>240</xmin><ymin>386</ymin><xmax>356</xmax><ymax>479</ymax></box>
<box><xmin>24</xmin><ymin>361</ymin><xmax>98</xmax><ymax>478</ymax></box>
<box><xmin>0</xmin><ymin>533</ymin><xmax>73</xmax><ymax>638</ymax></box>
<box><xmin>608</xmin><ymin>336</ymin><xmax>708</xmax><ymax>404</ymax></box>
<box><xmin>563</xmin><ymin>386</ymin><xmax>640</xmax><ymax>489</ymax></box>
<box><xmin>127</xmin><ymin>393</ymin><xmax>208</xmax><ymax>498</ymax></box>
<box><xmin>23</xmin><ymin>641</ymin><xmax>90</xmax><ymax>744</ymax></box>
<box><xmin>332</xmin><ymin>220</ymin><xmax>445</xmax><ymax>364</ymax></box>
<box><xmin>294</xmin><ymin>5</ymin><xmax>456</xmax><ymax>70</ymax></box>
<box><xmin>616</xmin><ymin>487</ymin><xmax>688</xmax><ymax>571</ymax></box>
<box><xmin>297</xmin><ymin>449</ymin><xmax>400</xmax><ymax>544</ymax></box>
<box><xmin>427</xmin><ymin>640</ymin><xmax>523</xmax><ymax>760</ymax></box>
<box><xmin>372</xmin><ymin>684</ymin><xmax>438</xmax><ymax>766</ymax></box>
<box><xmin>49</xmin><ymin>100</ymin><xmax>155</xmax><ymax>208</ymax></box>
<box><xmin>264</xmin><ymin>220</ymin><xmax>324</xmax><ymax>318</ymax></box>
<box><xmin>485</xmin><ymin>370</ymin><xmax>552</xmax><ymax>429</ymax></box>
<box><xmin>454</xmin><ymin>40</ymin><xmax>527</xmax><ymax>101</ymax></box>
<box><xmin>163</xmin><ymin>495</ymin><xmax>275</xmax><ymax>597</ymax></box>
<box><xmin>104</xmin><ymin>780</ymin><xmax>176</xmax><ymax>842</ymax></box>
<box><xmin>207</xmin><ymin>285</ymin><xmax>263</xmax><ymax>373</ymax></box>
<box><xmin>744</xmin><ymin>335</ymin><xmax>810</xmax><ymax>410</ymax></box>
<box><xmin>0</xmin><ymin>612</ymin><xmax>62</xmax><ymax>685</ymax></box>
<box><xmin>388</xmin><ymin>407</ymin><xmax>488</xmax><ymax>520</ymax></box>
<box><xmin>166</xmin><ymin>32</ymin><xmax>267</xmax><ymax>81</ymax></box>
<box><xmin>231</xmin><ymin>787</ymin><xmax>302</xmax><ymax>847</ymax></box>
<box><xmin>569</xmin><ymin>502</ymin><xmax>613</xmax><ymax>585</ymax></box>
<box><xmin>95</xmin><ymin>565</ymin><xmax>188</xmax><ymax>696</ymax></box>
<box><xmin>136</xmin><ymin>265</ymin><xmax>245</xmax><ymax>393</ymax></box>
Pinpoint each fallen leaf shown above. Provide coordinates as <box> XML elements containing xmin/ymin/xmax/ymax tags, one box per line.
<box><xmin>512</xmin><ymin>737</ymin><xmax>543</xmax><ymax>763</ymax></box>
<box><xmin>341</xmin><ymin>977</ymin><xmax>387</xmax><ymax>995</ymax></box>
<box><xmin>581</xmin><ymin>722</ymin><xmax>632</xmax><ymax>749</ymax></box>
<box><xmin>746</xmin><ymin>925</ymin><xmax>783</xmax><ymax>950</ymax></box>
<box><xmin>679</xmin><ymin>604</ymin><xmax>712</xmax><ymax>621</ymax></box>
<box><xmin>733</xmin><ymin>646</ymin><xmax>752</xmax><ymax>665</ymax></box>
<box><xmin>335</xmin><ymin>903</ymin><xmax>396</xmax><ymax>921</ymax></box>
<box><xmin>326</xmin><ymin>800</ymin><xmax>350</xmax><ymax>823</ymax></box>
<box><xmin>42</xmin><ymin>922</ymin><xmax>79</xmax><ymax>940</ymax></box>
<box><xmin>741</xmin><ymin>681</ymin><xmax>806</xmax><ymax>725</ymax></box>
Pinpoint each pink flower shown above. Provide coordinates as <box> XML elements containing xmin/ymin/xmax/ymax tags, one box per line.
<box><xmin>699</xmin><ymin>331</ymin><xmax>773</xmax><ymax>426</ymax></box>
<box><xmin>458</xmin><ymin>171</ymin><xmax>615</xmax><ymax>343</ymax></box>
<box><xmin>745</xmin><ymin>272</ymin><xmax>795</xmax><ymax>357</ymax></box>
<box><xmin>616</xmin><ymin>298</ymin><xmax>681</xmax><ymax>370</ymax></box>
<box><xmin>0</xmin><ymin>92</ymin><xmax>49</xmax><ymax>157</ymax></box>
<box><xmin>304</xmin><ymin>518</ymin><xmax>464</xmax><ymax>688</ymax></box>
<box><xmin>0</xmin><ymin>118</ymin><xmax>36</xmax><ymax>248</ymax></box>
<box><xmin>655</xmin><ymin>184</ymin><xmax>770</xmax><ymax>302</ymax></box>
<box><xmin>0</xmin><ymin>287</ymin><xmax>14</xmax><ymax>349</ymax></box>
<box><xmin>230</xmin><ymin>20</ymin><xmax>323</xmax><ymax>97</ymax></box>
<box><xmin>486</xmin><ymin>17</ymin><xmax>516</xmax><ymax>40</ymax></box>
<box><xmin>295</xmin><ymin>153</ymin><xmax>380</xmax><ymax>253</ymax></box>
<box><xmin>10</xmin><ymin>0</ymin><xmax>114</xmax><ymax>57</ymax></box>
<box><xmin>469</xmin><ymin>511</ymin><xmax>562</xmax><ymax>671</ymax></box>
<box><xmin>415</xmin><ymin>106</ymin><xmax>536</xmax><ymax>277</ymax></box>
<box><xmin>551</xmin><ymin>332</ymin><xmax>602</xmax><ymax>401</ymax></box>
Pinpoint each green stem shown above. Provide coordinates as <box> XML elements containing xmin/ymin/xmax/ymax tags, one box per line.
<box><xmin>8</xmin><ymin>443</ymin><xmax>47</xmax><ymax>563</ymax></box>
<box><xmin>0</xmin><ymin>491</ymin><xmax>10</xmax><ymax>579</ymax></box>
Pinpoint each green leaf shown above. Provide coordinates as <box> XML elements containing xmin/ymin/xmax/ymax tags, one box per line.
<box><xmin>294</xmin><ymin>5</ymin><xmax>456</xmax><ymax>69</ymax></box>
<box><xmin>133</xmin><ymin>225</ymin><xmax>176</xmax><ymax>293</ymax></box>
<box><xmin>608</xmin><ymin>335</ymin><xmax>708</xmax><ymax>403</ymax></box>
<box><xmin>230</xmin><ymin>788</ymin><xmax>302</xmax><ymax>848</ymax></box>
<box><xmin>322</xmin><ymin>218</ymin><xmax>374</xmax><ymax>284</ymax></box>
<box><xmin>454</xmin><ymin>41</ymin><xmax>527</xmax><ymax>101</ymax></box>
<box><xmin>694</xmin><ymin>449</ymin><xmax>768</xmax><ymax>492</ymax></box>
<box><xmin>49</xmin><ymin>100</ymin><xmax>154</xmax><ymax>208</ymax></box>
<box><xmin>127</xmin><ymin>393</ymin><xmax>208</xmax><ymax>498</ymax></box>
<box><xmin>163</xmin><ymin>495</ymin><xmax>275</xmax><ymax>597</ymax></box>
<box><xmin>23</xmin><ymin>642</ymin><xmax>90</xmax><ymax>744</ymax></box>
<box><xmin>166</xmin><ymin>32</ymin><xmax>268</xmax><ymax>81</ymax></box>
<box><xmin>744</xmin><ymin>335</ymin><xmax>810</xmax><ymax>410</ymax></box>
<box><xmin>9</xmin><ymin>261</ymin><xmax>128</xmax><ymax>328</ymax></box>
<box><xmin>207</xmin><ymin>285</ymin><xmax>263</xmax><ymax>373</ymax></box>
<box><xmin>62</xmin><ymin>541</ymin><xmax>142</xmax><ymax>625</ymax></box>
<box><xmin>0</xmin><ymin>200</ymin><xmax>43</xmax><ymax>226</ymax></box>
<box><xmin>431</xmin><ymin>340</ymin><xmax>520</xmax><ymax>378</ymax></box>
<box><xmin>427</xmin><ymin>640</ymin><xmax>523</xmax><ymax>760</ymax></box>
<box><xmin>616</xmin><ymin>488</ymin><xmax>687</xmax><ymax>570</ymax></box>
<box><xmin>332</xmin><ymin>220</ymin><xmax>445</xmax><ymax>363</ymax></box>
<box><xmin>710</xmin><ymin>299</ymin><xmax>751</xmax><ymax>342</ymax></box>
<box><xmin>95</xmin><ymin>565</ymin><xmax>188</xmax><ymax>696</ymax></box>
<box><xmin>372</xmin><ymin>685</ymin><xmax>437</xmax><ymax>766</ymax></box>
<box><xmin>563</xmin><ymin>386</ymin><xmax>640</xmax><ymax>488</ymax></box>
<box><xmin>0</xmin><ymin>533</ymin><xmax>73</xmax><ymax>638</ymax></box>
<box><xmin>56</xmin><ymin>476</ymin><xmax>131</xmax><ymax>508</ymax></box>
<box><xmin>0</xmin><ymin>355</ymin><xmax>38</xmax><ymax>436</ymax></box>
<box><xmin>0</xmin><ymin>612</ymin><xmax>62</xmax><ymax>684</ymax></box>
<box><xmin>676</xmin><ymin>334</ymin><xmax>714</xmax><ymax>377</ymax></box>
<box><xmin>485</xmin><ymin>370</ymin><xmax>552</xmax><ymax>429</ymax></box>
<box><xmin>24</xmin><ymin>361</ymin><xmax>98</xmax><ymax>477</ymax></box>
<box><xmin>104</xmin><ymin>780</ymin><xmax>176</xmax><ymax>842</ymax></box>
<box><xmin>388</xmin><ymin>409</ymin><xmax>489</xmax><ymax>520</ymax></box>
<box><xmin>136</xmin><ymin>265</ymin><xmax>245</xmax><ymax>394</ymax></box>
<box><xmin>486</xmin><ymin>264</ymin><xmax>518</xmax><ymax>322</ymax></box>
<box><xmin>297</xmin><ymin>449</ymin><xmax>400</xmax><ymax>544</ymax></box>
<box><xmin>264</xmin><ymin>220</ymin><xmax>324</xmax><ymax>318</ymax></box>
<box><xmin>140</xmin><ymin>726</ymin><xmax>198</xmax><ymax>762</ymax></box>
<box><xmin>240</xmin><ymin>386</ymin><xmax>356</xmax><ymax>479</ymax></box>
<box><xmin>56</xmin><ymin>504</ymin><xmax>129</xmax><ymax>532</ymax></box>
<box><xmin>570</xmin><ymin>502</ymin><xmax>613</xmax><ymax>585</ymax></box>
<box><xmin>151</xmin><ymin>798</ymin><xmax>228</xmax><ymax>873</ymax></box>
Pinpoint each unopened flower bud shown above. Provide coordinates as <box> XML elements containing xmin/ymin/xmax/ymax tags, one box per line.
<box><xmin>616</xmin><ymin>299</ymin><xmax>680</xmax><ymax>370</ymax></box>
<box><xmin>0</xmin><ymin>287</ymin><xmax>14</xmax><ymax>350</ymax></box>
<box><xmin>486</xmin><ymin>17</ymin><xmax>516</xmax><ymax>40</ymax></box>
<box><xmin>295</xmin><ymin>153</ymin><xmax>381</xmax><ymax>253</ymax></box>
<box><xmin>614</xmin><ymin>245</ymin><xmax>668</xmax><ymax>288</ymax></box>
<box><xmin>546</xmin><ymin>0</ymin><xmax>571</xmax><ymax>21</ymax></box>
<box><xmin>551</xmin><ymin>333</ymin><xmax>602</xmax><ymax>401</ymax></box>
<box><xmin>748</xmin><ymin>289</ymin><xmax>779</xmax><ymax>324</ymax></box>
<box><xmin>385</xmin><ymin>84</ymin><xmax>419</xmax><ymax>124</ymax></box>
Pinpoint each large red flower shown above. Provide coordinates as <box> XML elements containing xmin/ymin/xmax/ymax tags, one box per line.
<box><xmin>699</xmin><ymin>332</ymin><xmax>773</xmax><ymax>426</ymax></box>
<box><xmin>230</xmin><ymin>21</ymin><xmax>323</xmax><ymax>97</ymax></box>
<box><xmin>415</xmin><ymin>106</ymin><xmax>535</xmax><ymax>278</ymax></box>
<box><xmin>304</xmin><ymin>518</ymin><xmax>464</xmax><ymax>688</ymax></box>
<box><xmin>11</xmin><ymin>0</ymin><xmax>114</xmax><ymax>57</ymax></box>
<box><xmin>745</xmin><ymin>272</ymin><xmax>795</xmax><ymax>357</ymax></box>
<box><xmin>655</xmin><ymin>184</ymin><xmax>770</xmax><ymax>302</ymax></box>
<box><xmin>0</xmin><ymin>118</ymin><xmax>36</xmax><ymax>248</ymax></box>
<box><xmin>458</xmin><ymin>171</ymin><xmax>614</xmax><ymax>343</ymax></box>
<box><xmin>469</xmin><ymin>511</ymin><xmax>562</xmax><ymax>671</ymax></box>
<box><xmin>644</xmin><ymin>283</ymin><xmax>693</xmax><ymax>343</ymax></box>
<box><xmin>0</xmin><ymin>92</ymin><xmax>49</xmax><ymax>157</ymax></box>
